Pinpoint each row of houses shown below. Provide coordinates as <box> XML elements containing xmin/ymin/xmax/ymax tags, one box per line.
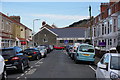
<box><xmin>85</xmin><ymin>0</ymin><xmax>120</xmax><ymax>50</ymax></box>
<box><xmin>0</xmin><ymin>12</ymin><xmax>32</xmax><ymax>49</ymax></box>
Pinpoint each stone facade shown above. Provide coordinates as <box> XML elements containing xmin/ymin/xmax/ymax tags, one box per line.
<box><xmin>34</xmin><ymin>28</ymin><xmax>57</xmax><ymax>46</ymax></box>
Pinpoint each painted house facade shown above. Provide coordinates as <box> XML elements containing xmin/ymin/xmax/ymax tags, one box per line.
<box><xmin>85</xmin><ymin>0</ymin><xmax>120</xmax><ymax>50</ymax></box>
<box><xmin>0</xmin><ymin>12</ymin><xmax>32</xmax><ymax>49</ymax></box>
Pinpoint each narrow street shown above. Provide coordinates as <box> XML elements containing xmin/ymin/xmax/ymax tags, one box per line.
<box><xmin>8</xmin><ymin>50</ymin><xmax>96</xmax><ymax>79</ymax></box>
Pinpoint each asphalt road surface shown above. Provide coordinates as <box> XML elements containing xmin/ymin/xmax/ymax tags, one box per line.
<box><xmin>7</xmin><ymin>50</ymin><xmax>96</xmax><ymax>79</ymax></box>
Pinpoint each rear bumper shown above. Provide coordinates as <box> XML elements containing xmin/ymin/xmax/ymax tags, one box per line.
<box><xmin>76</xmin><ymin>57</ymin><xmax>95</xmax><ymax>62</ymax></box>
<box><xmin>27</xmin><ymin>55</ymin><xmax>37</xmax><ymax>60</ymax></box>
<box><xmin>6</xmin><ymin>64</ymin><xmax>17</xmax><ymax>70</ymax></box>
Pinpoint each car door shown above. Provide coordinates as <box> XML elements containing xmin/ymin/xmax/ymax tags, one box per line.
<box><xmin>102</xmin><ymin>55</ymin><xmax>110</xmax><ymax>78</ymax></box>
<box><xmin>96</xmin><ymin>54</ymin><xmax>109</xmax><ymax>79</ymax></box>
<box><xmin>0</xmin><ymin>55</ymin><xmax>5</xmax><ymax>75</ymax></box>
<box><xmin>16</xmin><ymin>47</ymin><xmax>27</xmax><ymax>66</ymax></box>
<box><xmin>96</xmin><ymin>55</ymin><xmax>105</xmax><ymax>79</ymax></box>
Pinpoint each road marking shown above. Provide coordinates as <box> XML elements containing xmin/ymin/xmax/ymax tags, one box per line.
<box><xmin>35</xmin><ymin>65</ymin><xmax>40</xmax><ymax>67</ymax></box>
<box><xmin>16</xmin><ymin>77</ymin><xmax>20</xmax><ymax>79</ymax></box>
<box><xmin>24</xmin><ymin>77</ymin><xmax>27</xmax><ymax>79</ymax></box>
<box><xmin>26</xmin><ymin>68</ymin><xmax>36</xmax><ymax>75</ymax></box>
<box><xmin>30</xmin><ymin>66</ymin><xmax>33</xmax><ymax>69</ymax></box>
<box><xmin>35</xmin><ymin>58</ymin><xmax>44</xmax><ymax>64</ymax></box>
<box><xmin>25</xmin><ymin>71</ymin><xmax>27</xmax><ymax>73</ymax></box>
<box><xmin>21</xmin><ymin>74</ymin><xmax>24</xmax><ymax>76</ymax></box>
<box><xmin>28</xmin><ymin>68</ymin><xmax>31</xmax><ymax>70</ymax></box>
<box><xmin>89</xmin><ymin>65</ymin><xmax>96</xmax><ymax>72</ymax></box>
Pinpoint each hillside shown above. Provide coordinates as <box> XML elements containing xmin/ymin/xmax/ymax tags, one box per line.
<box><xmin>67</xmin><ymin>19</ymin><xmax>89</xmax><ymax>28</ymax></box>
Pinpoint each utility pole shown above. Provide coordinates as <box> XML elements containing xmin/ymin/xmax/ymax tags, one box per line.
<box><xmin>89</xmin><ymin>5</ymin><xmax>92</xmax><ymax>44</ymax></box>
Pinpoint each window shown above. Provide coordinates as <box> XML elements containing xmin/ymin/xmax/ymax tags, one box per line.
<box><xmin>69</xmin><ymin>40</ymin><xmax>73</xmax><ymax>43</ymax></box>
<box><xmin>21</xmin><ymin>29</ymin><xmax>23</xmax><ymax>31</ymax></box>
<box><xmin>118</xmin><ymin>15</ymin><xmax>120</xmax><ymax>31</ymax></box>
<box><xmin>43</xmin><ymin>39</ymin><xmax>48</xmax><ymax>42</ymax></box>
<box><xmin>110</xmin><ymin>39</ymin><xmax>112</xmax><ymax>45</ymax></box>
<box><xmin>77</xmin><ymin>40</ymin><xmax>82</xmax><ymax>43</ymax></box>
<box><xmin>109</xmin><ymin>19</ymin><xmax>112</xmax><ymax>32</ymax></box>
<box><xmin>60</xmin><ymin>40</ymin><xmax>64</xmax><ymax>43</ymax></box>
<box><xmin>108</xmin><ymin>9</ymin><xmax>111</xmax><ymax>15</ymax></box>
<box><xmin>44</xmin><ymin>34</ymin><xmax>46</xmax><ymax>36</ymax></box>
<box><xmin>102</xmin><ymin>24</ymin><xmax>104</xmax><ymax>35</ymax></box>
<box><xmin>108</xmin><ymin>21</ymin><xmax>110</xmax><ymax>34</ymax></box>
<box><xmin>100</xmin><ymin>55</ymin><xmax>109</xmax><ymax>64</ymax></box>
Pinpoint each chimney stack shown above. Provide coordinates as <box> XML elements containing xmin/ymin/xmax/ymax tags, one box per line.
<box><xmin>10</xmin><ymin>16</ymin><xmax>21</xmax><ymax>23</ymax></box>
<box><xmin>100</xmin><ymin>3</ymin><xmax>109</xmax><ymax>13</ymax></box>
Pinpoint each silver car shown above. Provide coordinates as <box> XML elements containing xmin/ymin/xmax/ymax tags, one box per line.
<box><xmin>96</xmin><ymin>53</ymin><xmax>120</xmax><ymax>80</ymax></box>
<box><xmin>0</xmin><ymin>53</ymin><xmax>7</xmax><ymax>80</ymax></box>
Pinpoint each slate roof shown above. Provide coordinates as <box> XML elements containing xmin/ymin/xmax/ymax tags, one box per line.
<box><xmin>49</xmin><ymin>27</ymin><xmax>86</xmax><ymax>38</ymax></box>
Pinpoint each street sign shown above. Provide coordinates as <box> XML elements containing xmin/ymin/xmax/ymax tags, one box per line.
<box><xmin>98</xmin><ymin>42</ymin><xmax>106</xmax><ymax>47</ymax></box>
<box><xmin>64</xmin><ymin>40</ymin><xmax>69</xmax><ymax>44</ymax></box>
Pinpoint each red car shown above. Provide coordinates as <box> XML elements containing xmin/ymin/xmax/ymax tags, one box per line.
<box><xmin>54</xmin><ymin>46</ymin><xmax>65</xmax><ymax>50</ymax></box>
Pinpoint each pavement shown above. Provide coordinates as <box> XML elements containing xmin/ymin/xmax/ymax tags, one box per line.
<box><xmin>7</xmin><ymin>50</ymin><xmax>97</xmax><ymax>79</ymax></box>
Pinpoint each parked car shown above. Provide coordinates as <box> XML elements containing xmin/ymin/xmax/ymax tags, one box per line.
<box><xmin>49</xmin><ymin>45</ymin><xmax>54</xmax><ymax>51</ymax></box>
<box><xmin>37</xmin><ymin>46</ymin><xmax>47</xmax><ymax>58</ymax></box>
<box><xmin>54</xmin><ymin>45</ymin><xmax>65</xmax><ymax>50</ymax></box>
<box><xmin>39</xmin><ymin>45</ymin><xmax>51</xmax><ymax>53</ymax></box>
<box><xmin>74</xmin><ymin>44</ymin><xmax>95</xmax><ymax>64</ymax></box>
<box><xmin>70</xmin><ymin>43</ymin><xmax>80</xmax><ymax>60</ymax></box>
<box><xmin>24</xmin><ymin>48</ymin><xmax>42</xmax><ymax>60</ymax></box>
<box><xmin>96</xmin><ymin>53</ymin><xmax>120</xmax><ymax>80</ymax></box>
<box><xmin>1</xmin><ymin>47</ymin><xmax>30</xmax><ymax>73</ymax></box>
<box><xmin>66</xmin><ymin>45</ymin><xmax>73</xmax><ymax>56</ymax></box>
<box><xmin>0</xmin><ymin>53</ymin><xmax>7</xmax><ymax>80</ymax></box>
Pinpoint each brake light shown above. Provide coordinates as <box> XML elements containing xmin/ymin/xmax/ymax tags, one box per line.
<box><xmin>33</xmin><ymin>52</ymin><xmax>37</xmax><ymax>54</ymax></box>
<box><xmin>74</xmin><ymin>47</ymin><xmax>76</xmax><ymax>49</ymax></box>
<box><xmin>11</xmin><ymin>57</ymin><xmax>20</xmax><ymax>60</ymax></box>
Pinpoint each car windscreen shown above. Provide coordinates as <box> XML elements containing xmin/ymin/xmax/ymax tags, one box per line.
<box><xmin>79</xmin><ymin>45</ymin><xmax>94</xmax><ymax>52</ymax></box>
<box><xmin>110</xmin><ymin>56</ymin><xmax>120</xmax><ymax>70</ymax></box>
<box><xmin>1</xmin><ymin>49</ymin><xmax>15</xmax><ymax>56</ymax></box>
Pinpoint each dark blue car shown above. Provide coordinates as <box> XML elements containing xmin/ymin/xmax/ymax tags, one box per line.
<box><xmin>24</xmin><ymin>48</ymin><xmax>42</xmax><ymax>60</ymax></box>
<box><xmin>1</xmin><ymin>46</ymin><xmax>30</xmax><ymax>73</ymax></box>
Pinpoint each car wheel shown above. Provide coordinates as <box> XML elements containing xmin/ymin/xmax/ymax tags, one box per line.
<box><xmin>19</xmin><ymin>63</ymin><xmax>25</xmax><ymax>73</ymax></box>
<box><xmin>71</xmin><ymin>54</ymin><xmax>74</xmax><ymax>60</ymax></box>
<box><xmin>27</xmin><ymin>60</ymin><xmax>30</xmax><ymax>68</ymax></box>
<box><xmin>75</xmin><ymin>58</ymin><xmax>79</xmax><ymax>64</ymax></box>
<box><xmin>44</xmin><ymin>54</ymin><xmax>47</xmax><ymax>58</ymax></box>
<box><xmin>36</xmin><ymin>55</ymin><xmax>40</xmax><ymax>60</ymax></box>
<box><xmin>1</xmin><ymin>68</ymin><xmax>7</xmax><ymax>80</ymax></box>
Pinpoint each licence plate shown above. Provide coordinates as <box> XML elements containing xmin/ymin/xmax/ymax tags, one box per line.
<box><xmin>28</xmin><ymin>56</ymin><xmax>32</xmax><ymax>58</ymax></box>
<box><xmin>83</xmin><ymin>54</ymin><xmax>90</xmax><ymax>56</ymax></box>
<box><xmin>4</xmin><ymin>59</ymin><xmax>8</xmax><ymax>61</ymax></box>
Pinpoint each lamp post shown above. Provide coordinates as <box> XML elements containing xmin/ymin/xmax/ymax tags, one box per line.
<box><xmin>32</xmin><ymin>19</ymin><xmax>40</xmax><ymax>47</ymax></box>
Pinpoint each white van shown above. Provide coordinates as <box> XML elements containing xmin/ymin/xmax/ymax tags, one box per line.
<box><xmin>0</xmin><ymin>54</ymin><xmax>6</xmax><ymax>80</ymax></box>
<box><xmin>96</xmin><ymin>53</ymin><xmax>120</xmax><ymax>80</ymax></box>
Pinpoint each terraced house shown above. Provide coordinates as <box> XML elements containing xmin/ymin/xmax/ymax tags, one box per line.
<box><xmin>85</xmin><ymin>0</ymin><xmax>120</xmax><ymax>50</ymax></box>
<box><xmin>0</xmin><ymin>12</ymin><xmax>32</xmax><ymax>49</ymax></box>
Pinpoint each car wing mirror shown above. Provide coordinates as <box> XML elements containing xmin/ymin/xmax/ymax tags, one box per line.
<box><xmin>98</xmin><ymin>62</ymin><xmax>107</xmax><ymax>70</ymax></box>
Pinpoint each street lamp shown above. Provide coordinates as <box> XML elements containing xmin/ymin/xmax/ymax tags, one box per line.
<box><xmin>32</xmin><ymin>19</ymin><xmax>40</xmax><ymax>47</ymax></box>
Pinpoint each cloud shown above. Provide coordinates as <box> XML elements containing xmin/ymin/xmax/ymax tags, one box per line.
<box><xmin>1</xmin><ymin>0</ymin><xmax>109</xmax><ymax>2</ymax></box>
<box><xmin>32</xmin><ymin>14</ymin><xmax>89</xmax><ymax>20</ymax></box>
